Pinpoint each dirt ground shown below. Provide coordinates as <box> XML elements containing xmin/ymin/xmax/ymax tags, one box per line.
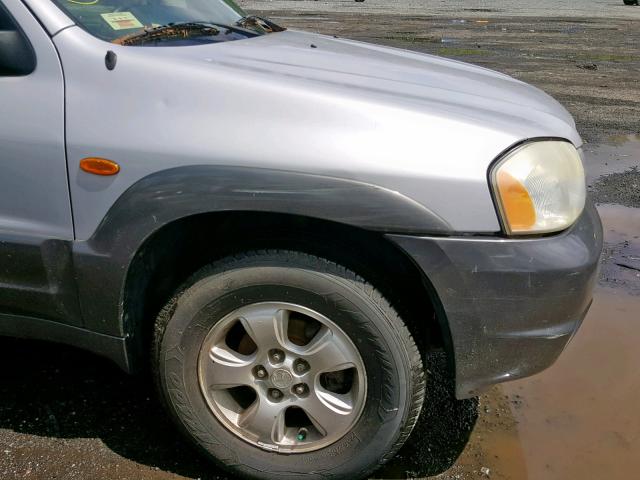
<box><xmin>1</xmin><ymin>3</ymin><xmax>639</xmax><ymax>480</ymax></box>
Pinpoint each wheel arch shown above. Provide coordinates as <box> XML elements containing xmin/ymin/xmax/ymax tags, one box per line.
<box><xmin>72</xmin><ymin>166</ymin><xmax>455</xmax><ymax>374</ymax></box>
<box><xmin>121</xmin><ymin>210</ymin><xmax>455</xmax><ymax>377</ymax></box>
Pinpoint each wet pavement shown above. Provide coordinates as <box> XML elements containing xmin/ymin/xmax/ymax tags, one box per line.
<box><xmin>2</xmin><ymin>3</ymin><xmax>640</xmax><ymax>480</ymax></box>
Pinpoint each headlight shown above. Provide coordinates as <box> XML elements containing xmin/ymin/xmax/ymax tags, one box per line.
<box><xmin>490</xmin><ymin>140</ymin><xmax>586</xmax><ymax>235</ymax></box>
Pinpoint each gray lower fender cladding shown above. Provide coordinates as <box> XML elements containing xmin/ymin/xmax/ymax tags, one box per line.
<box><xmin>387</xmin><ymin>202</ymin><xmax>603</xmax><ymax>399</ymax></box>
<box><xmin>72</xmin><ymin>166</ymin><xmax>453</xmax><ymax>343</ymax></box>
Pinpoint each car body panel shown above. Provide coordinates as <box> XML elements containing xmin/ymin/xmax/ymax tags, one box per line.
<box><xmin>0</xmin><ymin>0</ymin><xmax>71</xmax><ymax>240</ymax></box>
<box><xmin>389</xmin><ymin>201</ymin><xmax>603</xmax><ymax>398</ymax></box>
<box><xmin>0</xmin><ymin>234</ymin><xmax>81</xmax><ymax>326</ymax></box>
<box><xmin>0</xmin><ymin>0</ymin><xmax>80</xmax><ymax>327</ymax></box>
<box><xmin>0</xmin><ymin>310</ymin><xmax>128</xmax><ymax>370</ymax></box>
<box><xmin>20</xmin><ymin>0</ymin><xmax>73</xmax><ymax>35</ymax></box>
<box><xmin>53</xmin><ymin>26</ymin><xmax>580</xmax><ymax>240</ymax></box>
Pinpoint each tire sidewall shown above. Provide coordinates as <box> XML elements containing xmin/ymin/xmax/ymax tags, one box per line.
<box><xmin>158</xmin><ymin>263</ymin><xmax>415</xmax><ymax>479</ymax></box>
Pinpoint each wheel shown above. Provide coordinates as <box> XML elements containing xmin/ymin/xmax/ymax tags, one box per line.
<box><xmin>153</xmin><ymin>250</ymin><xmax>425</xmax><ymax>480</ymax></box>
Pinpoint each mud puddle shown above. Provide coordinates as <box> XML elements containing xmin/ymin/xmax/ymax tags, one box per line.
<box><xmin>586</xmin><ymin>135</ymin><xmax>640</xmax><ymax>208</ymax></box>
<box><xmin>598</xmin><ymin>204</ymin><xmax>640</xmax><ymax>295</ymax></box>
<box><xmin>586</xmin><ymin>136</ymin><xmax>640</xmax><ymax>293</ymax></box>
<box><xmin>496</xmin><ymin>287</ymin><xmax>640</xmax><ymax>480</ymax></box>
<box><xmin>583</xmin><ymin>134</ymin><xmax>640</xmax><ymax>185</ymax></box>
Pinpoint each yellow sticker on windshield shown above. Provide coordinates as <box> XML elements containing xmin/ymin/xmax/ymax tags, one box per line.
<box><xmin>101</xmin><ymin>12</ymin><xmax>144</xmax><ymax>31</ymax></box>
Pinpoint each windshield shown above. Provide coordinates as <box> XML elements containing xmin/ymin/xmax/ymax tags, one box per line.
<box><xmin>51</xmin><ymin>0</ymin><xmax>272</xmax><ymax>44</ymax></box>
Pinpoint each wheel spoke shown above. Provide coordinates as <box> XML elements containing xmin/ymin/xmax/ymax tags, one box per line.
<box><xmin>303</xmin><ymin>327</ymin><xmax>355</xmax><ymax>374</ymax></box>
<box><xmin>204</xmin><ymin>343</ymin><xmax>254</xmax><ymax>389</ymax></box>
<box><xmin>240</xmin><ymin>306</ymin><xmax>288</xmax><ymax>352</ymax></box>
<box><xmin>301</xmin><ymin>389</ymin><xmax>355</xmax><ymax>437</ymax></box>
<box><xmin>238</xmin><ymin>398</ymin><xmax>285</xmax><ymax>445</ymax></box>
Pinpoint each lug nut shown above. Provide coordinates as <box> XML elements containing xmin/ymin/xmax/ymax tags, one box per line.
<box><xmin>255</xmin><ymin>366</ymin><xmax>267</xmax><ymax>379</ymax></box>
<box><xmin>270</xmin><ymin>389</ymin><xmax>283</xmax><ymax>400</ymax></box>
<box><xmin>294</xmin><ymin>359</ymin><xmax>309</xmax><ymax>374</ymax></box>
<box><xmin>270</xmin><ymin>349</ymin><xmax>285</xmax><ymax>364</ymax></box>
<box><xmin>294</xmin><ymin>384</ymin><xmax>307</xmax><ymax>396</ymax></box>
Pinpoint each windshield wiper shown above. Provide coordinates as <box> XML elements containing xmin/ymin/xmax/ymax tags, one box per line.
<box><xmin>112</xmin><ymin>17</ymin><xmax>283</xmax><ymax>46</ymax></box>
<box><xmin>113</xmin><ymin>22</ymin><xmax>221</xmax><ymax>46</ymax></box>
<box><xmin>235</xmin><ymin>15</ymin><xmax>286</xmax><ymax>33</ymax></box>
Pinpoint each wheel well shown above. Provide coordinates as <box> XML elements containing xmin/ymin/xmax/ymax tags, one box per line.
<box><xmin>123</xmin><ymin>212</ymin><xmax>452</xmax><ymax>373</ymax></box>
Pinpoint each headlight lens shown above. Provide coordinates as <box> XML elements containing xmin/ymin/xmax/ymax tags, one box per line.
<box><xmin>490</xmin><ymin>140</ymin><xmax>586</xmax><ymax>235</ymax></box>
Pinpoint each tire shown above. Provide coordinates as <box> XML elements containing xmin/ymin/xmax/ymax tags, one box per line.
<box><xmin>153</xmin><ymin>250</ymin><xmax>425</xmax><ymax>480</ymax></box>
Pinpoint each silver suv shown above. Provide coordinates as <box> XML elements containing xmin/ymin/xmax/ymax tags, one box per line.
<box><xmin>0</xmin><ymin>1</ymin><xmax>602</xmax><ymax>478</ymax></box>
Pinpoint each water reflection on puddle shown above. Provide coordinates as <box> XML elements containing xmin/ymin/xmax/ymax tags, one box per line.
<box><xmin>598</xmin><ymin>204</ymin><xmax>640</xmax><ymax>295</ymax></box>
<box><xmin>499</xmin><ymin>288</ymin><xmax>640</xmax><ymax>480</ymax></box>
<box><xmin>582</xmin><ymin>134</ymin><xmax>640</xmax><ymax>184</ymax></box>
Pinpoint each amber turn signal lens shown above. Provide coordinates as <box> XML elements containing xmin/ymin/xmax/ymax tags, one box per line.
<box><xmin>80</xmin><ymin>157</ymin><xmax>120</xmax><ymax>176</ymax></box>
<box><xmin>496</xmin><ymin>170</ymin><xmax>536</xmax><ymax>231</ymax></box>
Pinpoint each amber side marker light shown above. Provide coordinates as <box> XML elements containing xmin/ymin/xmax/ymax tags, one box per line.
<box><xmin>80</xmin><ymin>157</ymin><xmax>120</xmax><ymax>176</ymax></box>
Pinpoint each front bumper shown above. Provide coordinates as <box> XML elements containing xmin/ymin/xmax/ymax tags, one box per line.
<box><xmin>388</xmin><ymin>202</ymin><xmax>603</xmax><ymax>399</ymax></box>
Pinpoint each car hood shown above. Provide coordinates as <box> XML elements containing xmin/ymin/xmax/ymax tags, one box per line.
<box><xmin>195</xmin><ymin>30</ymin><xmax>580</xmax><ymax>146</ymax></box>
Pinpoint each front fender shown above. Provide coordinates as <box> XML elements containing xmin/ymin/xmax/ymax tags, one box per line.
<box><xmin>73</xmin><ymin>165</ymin><xmax>452</xmax><ymax>339</ymax></box>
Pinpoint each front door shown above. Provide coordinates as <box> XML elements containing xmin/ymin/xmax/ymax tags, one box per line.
<box><xmin>0</xmin><ymin>0</ymin><xmax>79</xmax><ymax>325</ymax></box>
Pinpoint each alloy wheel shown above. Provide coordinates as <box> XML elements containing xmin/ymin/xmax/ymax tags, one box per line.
<box><xmin>198</xmin><ymin>302</ymin><xmax>367</xmax><ymax>453</ymax></box>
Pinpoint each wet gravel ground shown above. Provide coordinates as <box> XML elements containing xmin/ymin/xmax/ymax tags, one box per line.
<box><xmin>591</xmin><ymin>167</ymin><xmax>640</xmax><ymax>207</ymax></box>
<box><xmin>241</xmin><ymin>0</ymin><xmax>640</xmax><ymax>19</ymax></box>
<box><xmin>2</xmin><ymin>2</ymin><xmax>640</xmax><ymax>480</ymax></box>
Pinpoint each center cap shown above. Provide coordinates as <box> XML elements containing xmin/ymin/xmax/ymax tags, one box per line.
<box><xmin>271</xmin><ymin>368</ymin><xmax>293</xmax><ymax>389</ymax></box>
